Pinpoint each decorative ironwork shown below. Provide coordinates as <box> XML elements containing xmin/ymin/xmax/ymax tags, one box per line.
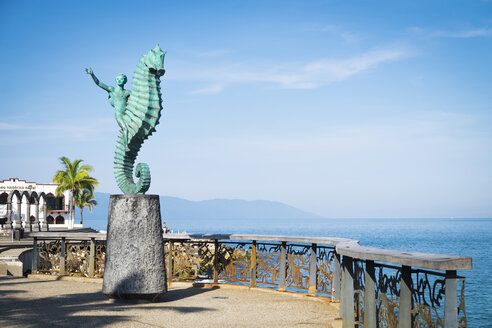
<box><xmin>219</xmin><ymin>242</ymin><xmax>251</xmax><ymax>283</ymax></box>
<box><xmin>256</xmin><ymin>243</ymin><xmax>281</xmax><ymax>286</ymax></box>
<box><xmin>31</xmin><ymin>235</ymin><xmax>469</xmax><ymax>328</ymax></box>
<box><xmin>411</xmin><ymin>270</ymin><xmax>445</xmax><ymax>327</ymax></box>
<box><xmin>316</xmin><ymin>246</ymin><xmax>335</xmax><ymax>295</ymax></box>
<box><xmin>94</xmin><ymin>242</ymin><xmax>106</xmax><ymax>277</ymax></box>
<box><xmin>65</xmin><ymin>241</ymin><xmax>91</xmax><ymax>276</ymax></box>
<box><xmin>172</xmin><ymin>241</ymin><xmax>207</xmax><ymax>279</ymax></box>
<box><xmin>169</xmin><ymin>241</ymin><xmax>245</xmax><ymax>280</ymax></box>
<box><xmin>285</xmin><ymin>244</ymin><xmax>310</xmax><ymax>289</ymax></box>
<box><xmin>375</xmin><ymin>265</ymin><xmax>400</xmax><ymax>328</ymax></box>
<box><xmin>37</xmin><ymin>240</ymin><xmax>106</xmax><ymax>277</ymax></box>
<box><xmin>38</xmin><ymin>240</ymin><xmax>61</xmax><ymax>274</ymax></box>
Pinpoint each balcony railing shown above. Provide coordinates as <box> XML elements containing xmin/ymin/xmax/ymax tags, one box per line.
<box><xmin>29</xmin><ymin>232</ymin><xmax>471</xmax><ymax>328</ymax></box>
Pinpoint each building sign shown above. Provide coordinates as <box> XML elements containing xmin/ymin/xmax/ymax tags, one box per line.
<box><xmin>0</xmin><ymin>185</ymin><xmax>36</xmax><ymax>190</ymax></box>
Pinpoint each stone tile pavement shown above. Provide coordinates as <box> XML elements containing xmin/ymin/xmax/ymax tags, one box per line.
<box><xmin>0</xmin><ymin>276</ymin><xmax>341</xmax><ymax>328</ymax></box>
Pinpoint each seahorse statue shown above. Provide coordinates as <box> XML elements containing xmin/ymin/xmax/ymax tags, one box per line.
<box><xmin>86</xmin><ymin>45</ymin><xmax>166</xmax><ymax>194</ymax></box>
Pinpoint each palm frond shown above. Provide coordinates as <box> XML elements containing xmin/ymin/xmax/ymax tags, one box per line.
<box><xmin>53</xmin><ymin>156</ymin><xmax>99</xmax><ymax>225</ymax></box>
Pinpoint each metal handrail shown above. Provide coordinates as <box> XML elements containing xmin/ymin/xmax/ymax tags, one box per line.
<box><xmin>29</xmin><ymin>231</ymin><xmax>470</xmax><ymax>327</ymax></box>
<box><xmin>30</xmin><ymin>231</ymin><xmax>471</xmax><ymax>271</ymax></box>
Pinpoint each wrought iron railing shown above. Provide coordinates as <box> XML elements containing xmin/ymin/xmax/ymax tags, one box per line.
<box><xmin>30</xmin><ymin>232</ymin><xmax>471</xmax><ymax>328</ymax></box>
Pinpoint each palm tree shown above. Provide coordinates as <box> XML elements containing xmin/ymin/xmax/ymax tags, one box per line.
<box><xmin>53</xmin><ymin>157</ymin><xmax>98</xmax><ymax>227</ymax></box>
<box><xmin>76</xmin><ymin>188</ymin><xmax>98</xmax><ymax>225</ymax></box>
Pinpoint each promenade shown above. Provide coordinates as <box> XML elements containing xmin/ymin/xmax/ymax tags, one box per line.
<box><xmin>0</xmin><ymin>276</ymin><xmax>341</xmax><ymax>328</ymax></box>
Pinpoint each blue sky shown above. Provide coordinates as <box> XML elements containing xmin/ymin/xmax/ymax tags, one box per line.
<box><xmin>1</xmin><ymin>0</ymin><xmax>492</xmax><ymax>218</ymax></box>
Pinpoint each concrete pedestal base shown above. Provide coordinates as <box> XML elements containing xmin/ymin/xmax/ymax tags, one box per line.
<box><xmin>102</xmin><ymin>194</ymin><xmax>167</xmax><ymax>302</ymax></box>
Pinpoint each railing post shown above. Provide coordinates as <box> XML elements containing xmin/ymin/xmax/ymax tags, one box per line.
<box><xmin>398</xmin><ymin>266</ymin><xmax>412</xmax><ymax>328</ymax></box>
<box><xmin>444</xmin><ymin>270</ymin><xmax>458</xmax><ymax>328</ymax></box>
<box><xmin>213</xmin><ymin>239</ymin><xmax>219</xmax><ymax>284</ymax></box>
<box><xmin>364</xmin><ymin>260</ymin><xmax>376</xmax><ymax>328</ymax></box>
<box><xmin>308</xmin><ymin>243</ymin><xmax>317</xmax><ymax>296</ymax></box>
<box><xmin>31</xmin><ymin>237</ymin><xmax>38</xmax><ymax>274</ymax></box>
<box><xmin>250</xmin><ymin>240</ymin><xmax>257</xmax><ymax>287</ymax></box>
<box><xmin>332</xmin><ymin>251</ymin><xmax>341</xmax><ymax>301</ymax></box>
<box><xmin>167</xmin><ymin>240</ymin><xmax>174</xmax><ymax>286</ymax></box>
<box><xmin>341</xmin><ymin>256</ymin><xmax>354</xmax><ymax>328</ymax></box>
<box><xmin>60</xmin><ymin>237</ymin><xmax>66</xmax><ymax>276</ymax></box>
<box><xmin>89</xmin><ymin>238</ymin><xmax>95</xmax><ymax>278</ymax></box>
<box><xmin>278</xmin><ymin>241</ymin><xmax>287</xmax><ymax>291</ymax></box>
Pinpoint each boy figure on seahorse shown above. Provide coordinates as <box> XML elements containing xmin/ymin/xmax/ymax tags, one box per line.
<box><xmin>85</xmin><ymin>68</ymin><xmax>131</xmax><ymax>151</ymax></box>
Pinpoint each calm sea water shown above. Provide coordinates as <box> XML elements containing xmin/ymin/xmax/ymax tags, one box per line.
<box><xmin>86</xmin><ymin>216</ymin><xmax>491</xmax><ymax>326</ymax></box>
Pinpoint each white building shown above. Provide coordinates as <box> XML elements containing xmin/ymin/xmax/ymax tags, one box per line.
<box><xmin>0</xmin><ymin>178</ymin><xmax>81</xmax><ymax>230</ymax></box>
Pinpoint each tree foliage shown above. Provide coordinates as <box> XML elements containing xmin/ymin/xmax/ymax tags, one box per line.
<box><xmin>75</xmin><ymin>189</ymin><xmax>97</xmax><ymax>225</ymax></box>
<box><xmin>53</xmin><ymin>157</ymin><xmax>98</xmax><ymax>226</ymax></box>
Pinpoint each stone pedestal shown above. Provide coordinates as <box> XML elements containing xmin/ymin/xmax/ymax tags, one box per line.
<box><xmin>102</xmin><ymin>194</ymin><xmax>167</xmax><ymax>301</ymax></box>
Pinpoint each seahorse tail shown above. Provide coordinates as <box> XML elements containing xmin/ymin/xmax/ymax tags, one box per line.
<box><xmin>113</xmin><ymin>134</ymin><xmax>151</xmax><ymax>194</ymax></box>
<box><xmin>134</xmin><ymin>162</ymin><xmax>151</xmax><ymax>193</ymax></box>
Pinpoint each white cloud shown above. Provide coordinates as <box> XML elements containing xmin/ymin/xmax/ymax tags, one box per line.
<box><xmin>408</xmin><ymin>26</ymin><xmax>492</xmax><ymax>38</ymax></box>
<box><xmin>303</xmin><ymin>48</ymin><xmax>407</xmax><ymax>82</ymax></box>
<box><xmin>0</xmin><ymin>118</ymin><xmax>113</xmax><ymax>141</ymax></box>
<box><xmin>301</xmin><ymin>24</ymin><xmax>359</xmax><ymax>43</ymax></box>
<box><xmin>340</xmin><ymin>32</ymin><xmax>358</xmax><ymax>43</ymax></box>
<box><xmin>0</xmin><ymin>123</ymin><xmax>47</xmax><ymax>131</ymax></box>
<box><xmin>177</xmin><ymin>46</ymin><xmax>410</xmax><ymax>94</ymax></box>
<box><xmin>434</xmin><ymin>27</ymin><xmax>492</xmax><ymax>38</ymax></box>
<box><xmin>190</xmin><ymin>84</ymin><xmax>225</xmax><ymax>95</ymax></box>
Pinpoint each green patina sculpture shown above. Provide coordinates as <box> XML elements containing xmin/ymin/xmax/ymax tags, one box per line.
<box><xmin>86</xmin><ymin>45</ymin><xmax>166</xmax><ymax>194</ymax></box>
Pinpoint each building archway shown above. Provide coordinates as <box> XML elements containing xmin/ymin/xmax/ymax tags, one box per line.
<box><xmin>7</xmin><ymin>190</ymin><xmax>22</xmax><ymax>224</ymax></box>
<box><xmin>30</xmin><ymin>191</ymin><xmax>38</xmax><ymax>205</ymax></box>
<box><xmin>0</xmin><ymin>192</ymin><xmax>7</xmax><ymax>225</ymax></box>
<box><xmin>21</xmin><ymin>191</ymin><xmax>30</xmax><ymax>203</ymax></box>
<box><xmin>55</xmin><ymin>215</ymin><xmax>65</xmax><ymax>224</ymax></box>
<box><xmin>7</xmin><ymin>190</ymin><xmax>21</xmax><ymax>204</ymax></box>
<box><xmin>0</xmin><ymin>192</ymin><xmax>7</xmax><ymax>205</ymax></box>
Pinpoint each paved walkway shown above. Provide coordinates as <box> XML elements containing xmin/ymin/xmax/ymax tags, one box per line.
<box><xmin>0</xmin><ymin>276</ymin><xmax>341</xmax><ymax>328</ymax></box>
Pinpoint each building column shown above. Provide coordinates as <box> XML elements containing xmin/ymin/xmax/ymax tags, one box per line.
<box><xmin>41</xmin><ymin>205</ymin><xmax>48</xmax><ymax>231</ymax></box>
<box><xmin>6</xmin><ymin>202</ymin><xmax>12</xmax><ymax>228</ymax></box>
<box><xmin>33</xmin><ymin>203</ymin><xmax>40</xmax><ymax>231</ymax></box>
<box><xmin>15</xmin><ymin>200</ymin><xmax>21</xmax><ymax>228</ymax></box>
<box><xmin>25</xmin><ymin>201</ymin><xmax>32</xmax><ymax>232</ymax></box>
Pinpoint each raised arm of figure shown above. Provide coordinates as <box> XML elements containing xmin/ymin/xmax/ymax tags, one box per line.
<box><xmin>85</xmin><ymin>68</ymin><xmax>113</xmax><ymax>92</ymax></box>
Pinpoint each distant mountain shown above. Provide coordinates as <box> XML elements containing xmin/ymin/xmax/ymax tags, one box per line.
<box><xmin>83</xmin><ymin>192</ymin><xmax>321</xmax><ymax>223</ymax></box>
<box><xmin>160</xmin><ymin>196</ymin><xmax>322</xmax><ymax>220</ymax></box>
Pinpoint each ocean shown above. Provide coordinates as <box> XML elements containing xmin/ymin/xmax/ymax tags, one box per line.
<box><xmin>86</xmin><ymin>216</ymin><xmax>491</xmax><ymax>326</ymax></box>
